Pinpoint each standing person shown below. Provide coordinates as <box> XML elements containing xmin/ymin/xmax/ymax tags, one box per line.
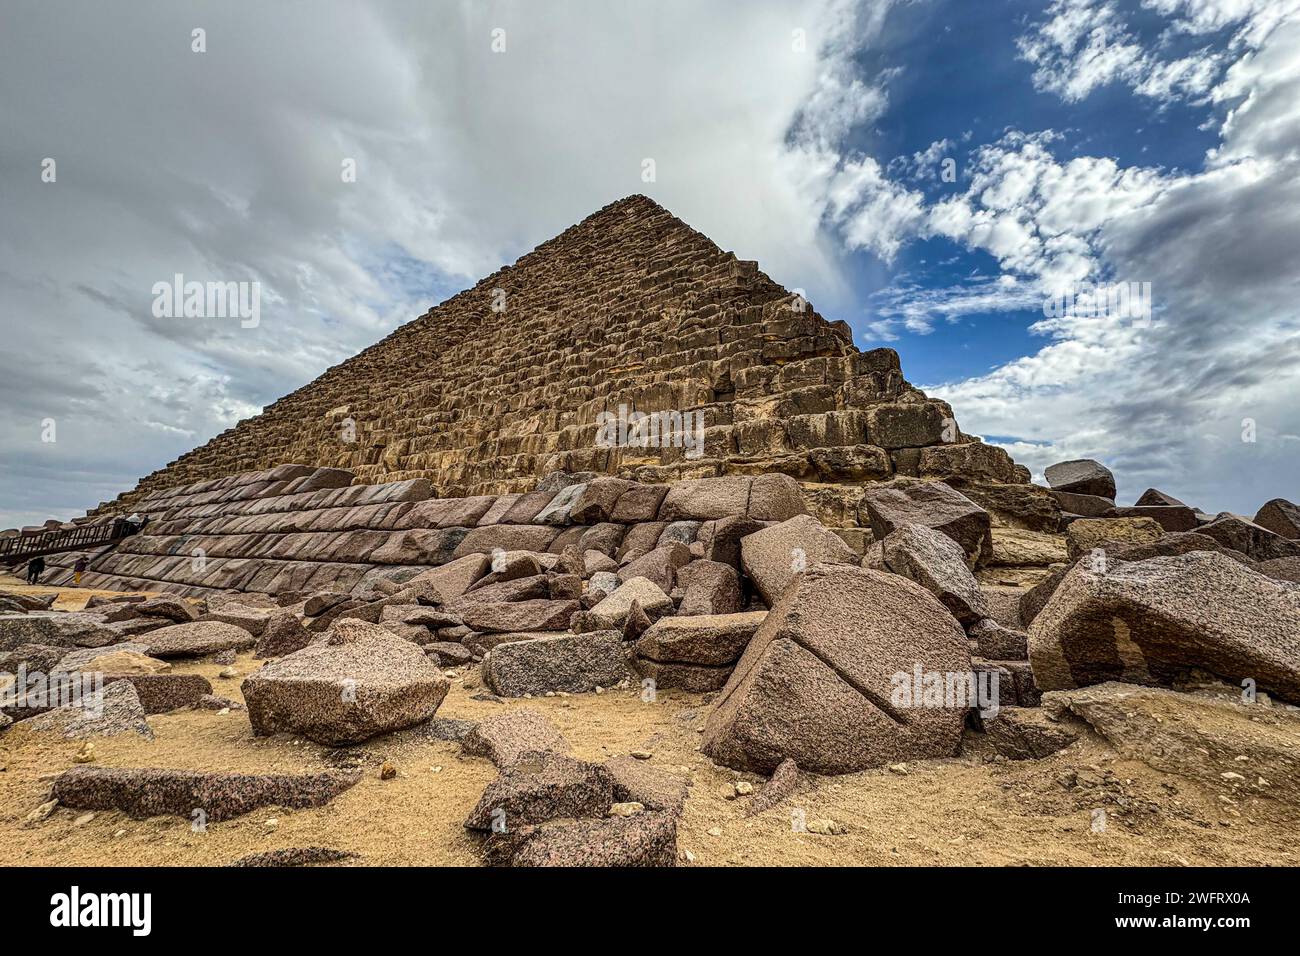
<box><xmin>26</xmin><ymin>555</ymin><xmax>45</xmax><ymax>585</ymax></box>
<box><xmin>73</xmin><ymin>555</ymin><xmax>88</xmax><ymax>586</ymax></box>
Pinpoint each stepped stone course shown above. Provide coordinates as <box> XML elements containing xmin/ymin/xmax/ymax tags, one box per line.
<box><xmin>75</xmin><ymin>195</ymin><xmax>1024</xmax><ymax>541</ymax></box>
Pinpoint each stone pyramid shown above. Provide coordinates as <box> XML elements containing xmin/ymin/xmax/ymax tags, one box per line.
<box><xmin>103</xmin><ymin>194</ymin><xmax>1026</xmax><ymax>520</ymax></box>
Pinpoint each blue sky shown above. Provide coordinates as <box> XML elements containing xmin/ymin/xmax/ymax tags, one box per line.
<box><xmin>2</xmin><ymin>0</ymin><xmax>1299</xmax><ymax>526</ymax></box>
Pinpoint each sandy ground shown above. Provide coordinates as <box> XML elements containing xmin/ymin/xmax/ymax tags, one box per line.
<box><xmin>4</xmin><ymin>577</ymin><xmax>1300</xmax><ymax>867</ymax></box>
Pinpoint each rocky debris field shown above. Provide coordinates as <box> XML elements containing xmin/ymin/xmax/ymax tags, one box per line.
<box><xmin>4</xmin><ymin>458</ymin><xmax>1300</xmax><ymax>867</ymax></box>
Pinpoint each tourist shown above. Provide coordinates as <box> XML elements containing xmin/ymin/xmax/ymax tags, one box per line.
<box><xmin>74</xmin><ymin>555</ymin><xmax>88</xmax><ymax>585</ymax></box>
<box><xmin>26</xmin><ymin>555</ymin><xmax>45</xmax><ymax>585</ymax></box>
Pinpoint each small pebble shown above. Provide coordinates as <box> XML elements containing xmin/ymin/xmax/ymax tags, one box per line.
<box><xmin>380</xmin><ymin>760</ymin><xmax>397</xmax><ymax>780</ymax></box>
<box><xmin>707</xmin><ymin>827</ymin><xmax>722</xmax><ymax>837</ymax></box>
<box><xmin>608</xmin><ymin>802</ymin><xmax>644</xmax><ymax>818</ymax></box>
<box><xmin>630</xmin><ymin>750</ymin><xmax>652</xmax><ymax>760</ymax></box>
<box><xmin>735</xmin><ymin>781</ymin><xmax>753</xmax><ymax>796</ymax></box>
<box><xmin>806</xmin><ymin>819</ymin><xmax>843</xmax><ymax>835</ymax></box>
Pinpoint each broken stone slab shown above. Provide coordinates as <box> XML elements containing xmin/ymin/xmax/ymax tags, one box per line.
<box><xmin>484</xmin><ymin>810</ymin><xmax>677</xmax><ymax>867</ymax></box>
<box><xmin>881</xmin><ymin>523</ymin><xmax>989</xmax><ymax>625</ymax></box>
<box><xmin>948</xmin><ymin>480</ymin><xmax>1061</xmax><ymax>533</ymax></box>
<box><xmin>675</xmin><ymin>560</ymin><xmax>742</xmax><ymax>615</ymax></box>
<box><xmin>988</xmin><ymin>528</ymin><xmax>1069</xmax><ymax>567</ymax></box>
<box><xmin>54</xmin><ymin>644</ymin><xmax>156</xmax><ymax>673</ymax></box>
<box><xmin>0</xmin><ymin>642</ymin><xmax>69</xmax><ymax>673</ymax></box>
<box><xmin>1135</xmin><ymin>488</ymin><xmax>1187</xmax><ymax>508</ymax></box>
<box><xmin>458</xmin><ymin>599</ymin><xmax>578</xmax><ymax>634</ymax></box>
<box><xmin>578</xmin><ymin>577</ymin><xmax>674</xmax><ymax>631</ymax></box>
<box><xmin>0</xmin><ymin>612</ymin><xmax>117</xmax><ymax>652</ymax></box>
<box><xmin>1064</xmin><ymin>516</ymin><xmax>1163</xmax><ymax>560</ymax></box>
<box><xmin>739</xmin><ymin>514</ymin><xmax>859</xmax><ymax>606</ymax></box>
<box><xmin>859</xmin><ymin>478</ymin><xmax>993</xmax><ymax>566</ymax></box>
<box><xmin>466</xmin><ymin>552</ymin><xmax>544</xmax><ymax>591</ymax></box>
<box><xmin>425</xmin><ymin>642</ymin><xmax>473</xmax><ymax>667</ymax></box>
<box><xmin>1258</xmin><ymin>556</ymin><xmax>1300</xmax><ymax>584</ymax></box>
<box><xmin>253</xmin><ymin>610</ymin><xmax>313</xmax><ymax>658</ymax></box>
<box><xmin>200</xmin><ymin>605</ymin><xmax>270</xmax><ymax>636</ymax></box>
<box><xmin>243</xmin><ymin>620</ymin><xmax>449</xmax><ymax>745</ymax></box>
<box><xmin>602</xmin><ymin>756</ymin><xmax>690</xmax><ymax>814</ymax></box>
<box><xmin>658</xmin><ymin>476</ymin><xmax>752</xmax><ymax>521</ymax></box>
<box><xmin>1029</xmin><ymin>551</ymin><xmax>1300</xmax><ymax>702</ymax></box>
<box><xmin>746</xmin><ymin>473</ymin><xmax>808</xmax><ymax>522</ymax></box>
<box><xmin>1049</xmin><ymin>490</ymin><xmax>1115</xmax><ymax>518</ymax></box>
<box><xmin>979</xmin><ymin>586</ymin><xmax>1024</xmax><ymax>630</ymax></box>
<box><xmin>451</xmin><ymin>574</ymin><xmax>551</xmax><ymax>607</ymax></box>
<box><xmin>461</xmin><ymin>709</ymin><xmax>571</xmax><ymax>768</ymax></box>
<box><xmin>615</xmin><ymin>543</ymin><xmax>691</xmax><ymax>593</ymax></box>
<box><xmin>702</xmin><ymin>564</ymin><xmax>971</xmax><ymax>775</ymax></box>
<box><xmin>634</xmin><ymin>658</ymin><xmax>734</xmax><ymax>692</ymax></box>
<box><xmin>1197</xmin><ymin>513</ymin><xmax>1300</xmax><ymax>562</ymax></box>
<box><xmin>981</xmin><ymin>707</ymin><xmax>1082</xmax><ymax>760</ymax></box>
<box><xmin>15</xmin><ymin>680</ymin><xmax>153</xmax><ymax>740</ymax></box>
<box><xmin>535</xmin><ymin>482</ymin><xmax>588</xmax><ymax>526</ymax></box>
<box><xmin>968</xmin><ymin>619</ymin><xmax>1028</xmax><ymax>661</ymax></box>
<box><xmin>482</xmin><ymin>631</ymin><xmax>628</xmax><ymax>697</ymax></box>
<box><xmin>464</xmin><ymin>752</ymin><xmax>615</xmax><ymax>831</ymax></box>
<box><xmin>138</xmin><ymin>621</ymin><xmax>257</xmax><ymax>659</ymax></box>
<box><xmin>101</xmin><ymin>674</ymin><xmax>213</xmax><ymax>714</ymax></box>
<box><xmin>747</xmin><ymin>757</ymin><xmax>800</xmax><ymax>816</ymax></box>
<box><xmin>404</xmin><ymin>554</ymin><xmax>490</xmax><ymax>602</ymax></box>
<box><xmin>1044</xmin><ymin>459</ymin><xmax>1116</xmax><ymax>498</ymax></box>
<box><xmin>1103</xmin><ymin>505</ymin><xmax>1198</xmax><ymax>533</ymax></box>
<box><xmin>52</xmin><ymin>765</ymin><xmax>361</xmax><ymax>821</ymax></box>
<box><xmin>633</xmin><ymin>611</ymin><xmax>766</xmax><ymax>668</ymax></box>
<box><xmin>103</xmin><ymin>597</ymin><xmax>196</xmax><ymax>624</ymax></box>
<box><xmin>0</xmin><ymin>590</ymin><xmax>58</xmax><ymax>611</ymax></box>
<box><xmin>1042</xmin><ymin>681</ymin><xmax>1300</xmax><ymax>801</ymax></box>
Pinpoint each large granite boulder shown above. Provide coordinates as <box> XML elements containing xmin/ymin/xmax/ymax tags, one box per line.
<box><xmin>139</xmin><ymin>621</ymin><xmax>256</xmax><ymax>659</ymax></box>
<box><xmin>482</xmin><ymin>631</ymin><xmax>628</xmax><ymax>696</ymax></box>
<box><xmin>859</xmin><ymin>478</ymin><xmax>992</xmax><ymax>566</ymax></box>
<box><xmin>1197</xmin><ymin>513</ymin><xmax>1300</xmax><ymax>562</ymax></box>
<box><xmin>0</xmin><ymin>612</ymin><xmax>116</xmax><ymax>651</ymax></box>
<box><xmin>739</xmin><ymin>514</ymin><xmax>858</xmax><ymax>605</ymax></box>
<box><xmin>242</xmin><ymin>620</ymin><xmax>449</xmax><ymax>744</ymax></box>
<box><xmin>701</xmin><ymin>564</ymin><xmax>971</xmax><ymax>774</ymax></box>
<box><xmin>675</xmin><ymin>560</ymin><xmax>742</xmax><ymax>615</ymax></box>
<box><xmin>1254</xmin><ymin>498</ymin><xmax>1300</xmax><ymax>540</ymax></box>
<box><xmin>1028</xmin><ymin>551</ymin><xmax>1300</xmax><ymax>702</ymax></box>
<box><xmin>1044</xmin><ymin>459</ymin><xmax>1116</xmax><ymax>498</ymax></box>
<box><xmin>881</xmin><ymin>523</ymin><xmax>988</xmax><ymax>625</ymax></box>
<box><xmin>464</xmin><ymin>752</ymin><xmax>615</xmax><ymax>831</ymax></box>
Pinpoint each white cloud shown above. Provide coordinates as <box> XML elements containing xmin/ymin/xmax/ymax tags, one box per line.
<box><xmin>0</xmin><ymin>0</ymin><xmax>898</xmax><ymax>526</ymax></box>
<box><xmin>928</xmin><ymin>9</ymin><xmax>1300</xmax><ymax>513</ymax></box>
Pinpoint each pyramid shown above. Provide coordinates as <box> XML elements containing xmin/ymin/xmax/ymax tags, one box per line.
<box><xmin>104</xmin><ymin>194</ymin><xmax>1026</xmax><ymax>518</ymax></box>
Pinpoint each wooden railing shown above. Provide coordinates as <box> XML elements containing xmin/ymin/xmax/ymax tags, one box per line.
<box><xmin>0</xmin><ymin>520</ymin><xmax>140</xmax><ymax>563</ymax></box>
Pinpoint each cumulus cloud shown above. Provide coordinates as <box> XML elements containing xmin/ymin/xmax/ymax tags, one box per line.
<box><xmin>929</xmin><ymin>6</ymin><xmax>1300</xmax><ymax>512</ymax></box>
<box><xmin>0</xmin><ymin>0</ymin><xmax>898</xmax><ymax>526</ymax></box>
